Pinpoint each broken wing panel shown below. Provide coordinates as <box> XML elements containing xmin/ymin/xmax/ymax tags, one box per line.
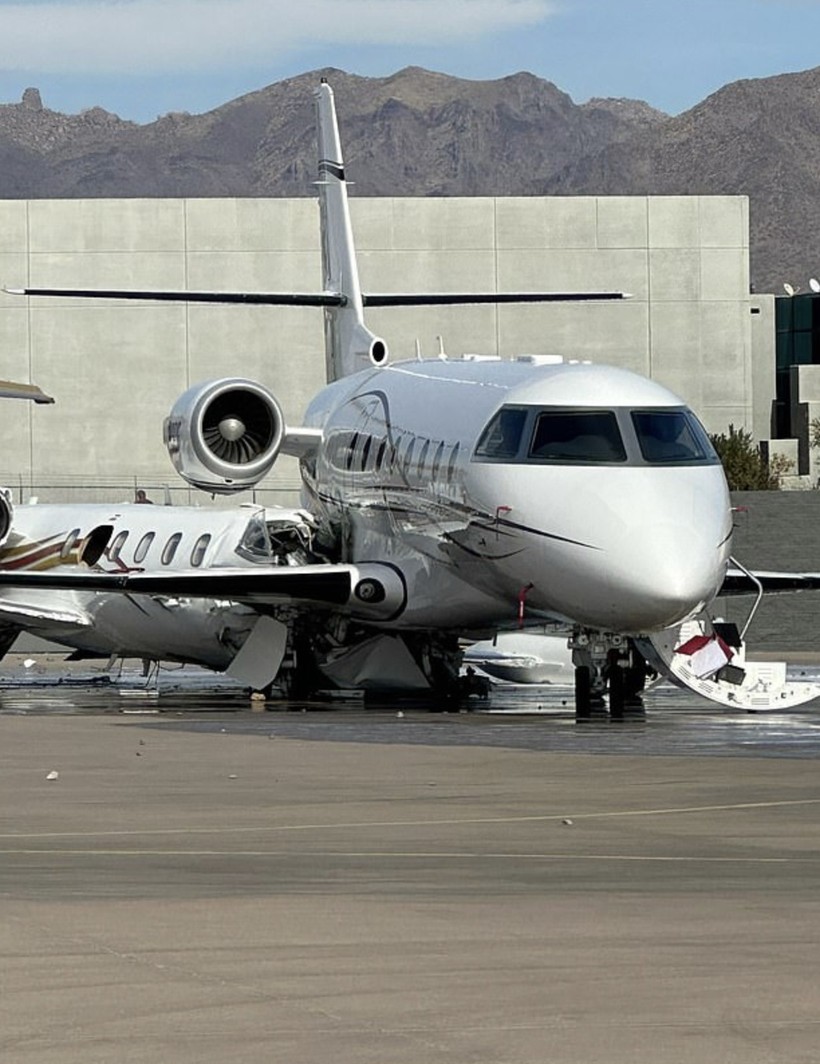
<box><xmin>0</xmin><ymin>595</ymin><xmax>92</xmax><ymax>630</ymax></box>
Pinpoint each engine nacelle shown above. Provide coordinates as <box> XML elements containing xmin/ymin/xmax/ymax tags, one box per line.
<box><xmin>0</xmin><ymin>487</ymin><xmax>13</xmax><ymax>549</ymax></box>
<box><xmin>163</xmin><ymin>378</ymin><xmax>285</xmax><ymax>495</ymax></box>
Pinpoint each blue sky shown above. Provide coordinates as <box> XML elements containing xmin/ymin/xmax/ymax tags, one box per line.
<box><xmin>0</xmin><ymin>0</ymin><xmax>818</xmax><ymax>123</ymax></box>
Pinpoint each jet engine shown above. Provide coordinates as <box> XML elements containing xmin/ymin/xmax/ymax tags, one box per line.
<box><xmin>163</xmin><ymin>378</ymin><xmax>286</xmax><ymax>494</ymax></box>
<box><xmin>0</xmin><ymin>487</ymin><xmax>12</xmax><ymax>548</ymax></box>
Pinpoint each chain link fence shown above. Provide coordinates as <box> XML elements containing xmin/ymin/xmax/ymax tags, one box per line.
<box><xmin>0</xmin><ymin>474</ymin><xmax>303</xmax><ymax>509</ymax></box>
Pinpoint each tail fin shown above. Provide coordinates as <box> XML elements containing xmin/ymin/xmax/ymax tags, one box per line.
<box><xmin>314</xmin><ymin>80</ymin><xmax>388</xmax><ymax>382</ymax></box>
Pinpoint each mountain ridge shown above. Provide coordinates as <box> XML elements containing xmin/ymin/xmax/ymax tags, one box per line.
<box><xmin>1</xmin><ymin>65</ymin><xmax>816</xmax><ymax>290</ymax></box>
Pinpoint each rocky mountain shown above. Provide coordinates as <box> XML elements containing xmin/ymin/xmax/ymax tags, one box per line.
<box><xmin>1</xmin><ymin>66</ymin><xmax>819</xmax><ymax>290</ymax></box>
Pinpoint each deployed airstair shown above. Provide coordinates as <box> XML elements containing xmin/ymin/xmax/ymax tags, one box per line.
<box><xmin>640</xmin><ymin>557</ymin><xmax>820</xmax><ymax>711</ymax></box>
<box><xmin>640</xmin><ymin>619</ymin><xmax>820</xmax><ymax>710</ymax></box>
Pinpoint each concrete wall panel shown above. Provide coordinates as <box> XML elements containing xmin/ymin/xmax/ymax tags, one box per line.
<box><xmin>185</xmin><ymin>250</ymin><xmax>319</xmax><ymax>291</ymax></box>
<box><xmin>27</xmin><ymin>200</ymin><xmax>185</xmax><ymax>253</ymax></box>
<box><xmin>497</xmin><ymin>301</ymin><xmax>650</xmax><ymax>372</ymax></box>
<box><xmin>494</xmin><ymin>197</ymin><xmax>598</xmax><ymax>249</ymax></box>
<box><xmin>648</xmin><ymin>302</ymin><xmax>704</xmax><ymax>412</ymax></box>
<box><xmin>0</xmin><ymin>201</ymin><xmax>27</xmax><ymax>255</ymax></box>
<box><xmin>648</xmin><ymin>197</ymin><xmax>700</xmax><ymax>248</ymax></box>
<box><xmin>595</xmin><ymin>197</ymin><xmax>649</xmax><ymax>249</ymax></box>
<box><xmin>0</xmin><ymin>254</ymin><xmax>30</xmax><ymax>305</ymax></box>
<box><xmin>649</xmin><ymin>248</ymin><xmax>701</xmax><ymax>302</ymax></box>
<box><xmin>497</xmin><ymin>248</ymin><xmax>649</xmax><ymax>298</ymax></box>
<box><xmin>184</xmin><ymin>199</ymin><xmax>318</xmax><ymax>253</ymax></box>
<box><xmin>358</xmin><ymin>248</ymin><xmax>497</xmax><ymax>292</ymax></box>
<box><xmin>699</xmin><ymin>196</ymin><xmax>748</xmax><ymax>249</ymax></box>
<box><xmin>29</xmin><ymin>251</ymin><xmax>187</xmax><ymax>292</ymax></box>
<box><xmin>700</xmin><ymin>248</ymin><xmax>749</xmax><ymax>301</ymax></box>
<box><xmin>351</xmin><ymin>198</ymin><xmax>494</xmax><ymax>251</ymax></box>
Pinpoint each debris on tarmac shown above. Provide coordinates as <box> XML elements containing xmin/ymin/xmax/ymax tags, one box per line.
<box><xmin>45</xmin><ymin>770</ymin><xmax>59</xmax><ymax>781</ymax></box>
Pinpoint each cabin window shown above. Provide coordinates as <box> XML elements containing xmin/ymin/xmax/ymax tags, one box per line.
<box><xmin>161</xmin><ymin>532</ymin><xmax>183</xmax><ymax>565</ymax></box>
<box><xmin>345</xmin><ymin>432</ymin><xmax>359</xmax><ymax>471</ymax></box>
<box><xmin>447</xmin><ymin>442</ymin><xmax>461</xmax><ymax>480</ymax></box>
<box><xmin>416</xmin><ymin>439</ymin><xmax>430</xmax><ymax>477</ymax></box>
<box><xmin>431</xmin><ymin>441</ymin><xmax>446</xmax><ymax>480</ymax></box>
<box><xmin>190</xmin><ymin>533</ymin><xmax>211</xmax><ymax>567</ymax></box>
<box><xmin>133</xmin><ymin>531</ymin><xmax>155</xmax><ymax>564</ymax></box>
<box><xmin>403</xmin><ymin>437</ymin><xmax>416</xmax><ymax>471</ymax></box>
<box><xmin>361</xmin><ymin>434</ymin><xmax>372</xmax><ymax>470</ymax></box>
<box><xmin>528</xmin><ymin>411</ymin><xmax>626</xmax><ymax>463</ymax></box>
<box><xmin>631</xmin><ymin>409</ymin><xmax>717</xmax><ymax>464</ymax></box>
<box><xmin>375</xmin><ymin>438</ymin><xmax>387</xmax><ymax>472</ymax></box>
<box><xmin>60</xmin><ymin>528</ymin><xmax>82</xmax><ymax>560</ymax></box>
<box><xmin>107</xmin><ymin>530</ymin><xmax>129</xmax><ymax>562</ymax></box>
<box><xmin>475</xmin><ymin>407</ymin><xmax>528</xmax><ymax>460</ymax></box>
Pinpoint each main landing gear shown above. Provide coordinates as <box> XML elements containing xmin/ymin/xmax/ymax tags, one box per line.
<box><xmin>570</xmin><ymin>630</ymin><xmax>649</xmax><ymax>720</ymax></box>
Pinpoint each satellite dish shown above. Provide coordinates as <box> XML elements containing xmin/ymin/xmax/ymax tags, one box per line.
<box><xmin>784</xmin><ymin>283</ymin><xmax>796</xmax><ymax>296</ymax></box>
<box><xmin>810</xmin><ymin>278</ymin><xmax>820</xmax><ymax>293</ymax></box>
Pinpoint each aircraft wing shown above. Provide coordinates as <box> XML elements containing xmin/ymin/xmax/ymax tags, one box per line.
<box><xmin>722</xmin><ymin>568</ymin><xmax>820</xmax><ymax>593</ymax></box>
<box><xmin>0</xmin><ymin>379</ymin><xmax>54</xmax><ymax>403</ymax></box>
<box><xmin>0</xmin><ymin>562</ymin><xmax>407</xmax><ymax>622</ymax></box>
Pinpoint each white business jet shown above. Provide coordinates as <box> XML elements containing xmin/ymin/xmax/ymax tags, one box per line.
<box><xmin>2</xmin><ymin>82</ymin><xmax>806</xmax><ymax>714</ymax></box>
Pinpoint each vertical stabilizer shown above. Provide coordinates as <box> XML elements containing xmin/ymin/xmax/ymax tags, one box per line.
<box><xmin>315</xmin><ymin>81</ymin><xmax>388</xmax><ymax>382</ymax></box>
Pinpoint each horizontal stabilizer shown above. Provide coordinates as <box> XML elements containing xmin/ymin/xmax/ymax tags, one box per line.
<box><xmin>5</xmin><ymin>286</ymin><xmax>346</xmax><ymax>307</ymax></box>
<box><xmin>362</xmin><ymin>291</ymin><xmax>631</xmax><ymax>306</ymax></box>
<box><xmin>6</xmin><ymin>287</ymin><xmax>629</xmax><ymax>308</ymax></box>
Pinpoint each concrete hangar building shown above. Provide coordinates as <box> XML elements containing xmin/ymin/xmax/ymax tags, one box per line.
<box><xmin>0</xmin><ymin>193</ymin><xmax>771</xmax><ymax>505</ymax></box>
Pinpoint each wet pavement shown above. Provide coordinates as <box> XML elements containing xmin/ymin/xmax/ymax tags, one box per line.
<box><xmin>2</xmin><ymin>656</ymin><xmax>820</xmax><ymax>1064</ymax></box>
<box><xmin>3</xmin><ymin>654</ymin><xmax>820</xmax><ymax>758</ymax></box>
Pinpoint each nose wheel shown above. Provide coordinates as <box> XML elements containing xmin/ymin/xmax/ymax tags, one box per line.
<box><xmin>571</xmin><ymin>632</ymin><xmax>648</xmax><ymax>720</ymax></box>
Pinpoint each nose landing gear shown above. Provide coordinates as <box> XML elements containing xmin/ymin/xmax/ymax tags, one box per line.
<box><xmin>571</xmin><ymin>630</ymin><xmax>648</xmax><ymax>720</ymax></box>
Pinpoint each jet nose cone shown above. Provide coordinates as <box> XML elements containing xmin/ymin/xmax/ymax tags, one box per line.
<box><xmin>603</xmin><ymin>520</ymin><xmax>727</xmax><ymax>631</ymax></box>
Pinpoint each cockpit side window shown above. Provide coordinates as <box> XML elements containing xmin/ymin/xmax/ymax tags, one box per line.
<box><xmin>236</xmin><ymin>517</ymin><xmax>273</xmax><ymax>562</ymax></box>
<box><xmin>631</xmin><ymin>410</ymin><xmax>716</xmax><ymax>464</ymax></box>
<box><xmin>474</xmin><ymin>407</ymin><xmax>528</xmax><ymax>460</ymax></box>
<box><xmin>529</xmin><ymin>411</ymin><xmax>626</xmax><ymax>463</ymax></box>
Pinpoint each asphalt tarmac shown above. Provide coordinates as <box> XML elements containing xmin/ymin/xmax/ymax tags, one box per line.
<box><xmin>2</xmin><ymin>663</ymin><xmax>819</xmax><ymax>1063</ymax></box>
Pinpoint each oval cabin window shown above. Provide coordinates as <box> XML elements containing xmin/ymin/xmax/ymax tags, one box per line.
<box><xmin>161</xmin><ymin>532</ymin><xmax>183</xmax><ymax>565</ymax></box>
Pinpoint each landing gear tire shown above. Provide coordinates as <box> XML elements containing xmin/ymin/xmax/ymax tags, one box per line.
<box><xmin>608</xmin><ymin>654</ymin><xmax>626</xmax><ymax>721</ymax></box>
<box><xmin>575</xmin><ymin>665</ymin><xmax>592</xmax><ymax>720</ymax></box>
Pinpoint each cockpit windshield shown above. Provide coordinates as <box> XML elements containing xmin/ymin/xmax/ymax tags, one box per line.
<box><xmin>474</xmin><ymin>407</ymin><xmax>528</xmax><ymax>460</ymax></box>
<box><xmin>529</xmin><ymin>411</ymin><xmax>626</xmax><ymax>463</ymax></box>
<box><xmin>631</xmin><ymin>410</ymin><xmax>716</xmax><ymax>464</ymax></box>
<box><xmin>475</xmin><ymin>406</ymin><xmax>626</xmax><ymax>464</ymax></box>
<box><xmin>473</xmin><ymin>404</ymin><xmax>718</xmax><ymax>467</ymax></box>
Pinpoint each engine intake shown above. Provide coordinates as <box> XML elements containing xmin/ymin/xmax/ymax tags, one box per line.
<box><xmin>164</xmin><ymin>378</ymin><xmax>285</xmax><ymax>494</ymax></box>
<box><xmin>0</xmin><ymin>488</ymin><xmax>13</xmax><ymax>549</ymax></box>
